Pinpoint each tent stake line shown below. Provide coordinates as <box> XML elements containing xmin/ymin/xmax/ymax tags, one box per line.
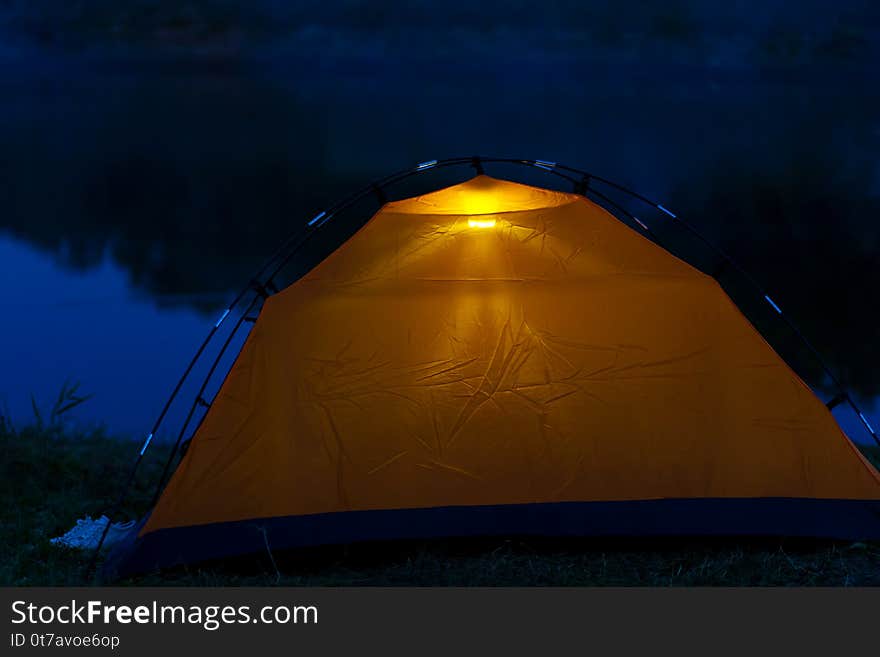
<box><xmin>91</xmin><ymin>155</ymin><xmax>879</xmax><ymax>571</ymax></box>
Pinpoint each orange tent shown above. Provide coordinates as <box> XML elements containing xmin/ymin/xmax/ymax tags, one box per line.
<box><xmin>106</xmin><ymin>172</ymin><xmax>880</xmax><ymax>576</ymax></box>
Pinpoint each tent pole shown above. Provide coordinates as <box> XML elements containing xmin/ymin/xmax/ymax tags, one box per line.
<box><xmin>553</xmin><ymin>163</ymin><xmax>878</xmax><ymax>448</ymax></box>
<box><xmin>148</xmin><ymin>293</ymin><xmax>264</xmax><ymax>507</ymax></box>
<box><xmin>143</xmin><ymin>166</ymin><xmax>423</xmax><ymax>508</ymax></box>
<box><xmin>584</xmin><ymin>186</ymin><xmax>661</xmax><ymax>243</ymax></box>
<box><xmin>88</xmin><ymin>291</ymin><xmax>262</xmax><ymax>572</ymax></box>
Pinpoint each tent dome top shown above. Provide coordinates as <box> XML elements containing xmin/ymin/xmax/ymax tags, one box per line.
<box><xmin>383</xmin><ymin>174</ymin><xmax>578</xmax><ymax>216</ymax></box>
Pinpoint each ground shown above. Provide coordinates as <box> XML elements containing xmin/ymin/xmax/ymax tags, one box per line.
<box><xmin>2</xmin><ymin>420</ymin><xmax>879</xmax><ymax>586</ymax></box>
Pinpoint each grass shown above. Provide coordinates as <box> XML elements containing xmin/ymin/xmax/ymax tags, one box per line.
<box><xmin>2</xmin><ymin>416</ymin><xmax>879</xmax><ymax>586</ymax></box>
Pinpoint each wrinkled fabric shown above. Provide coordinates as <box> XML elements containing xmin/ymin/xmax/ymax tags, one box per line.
<box><xmin>143</xmin><ymin>176</ymin><xmax>880</xmax><ymax>536</ymax></box>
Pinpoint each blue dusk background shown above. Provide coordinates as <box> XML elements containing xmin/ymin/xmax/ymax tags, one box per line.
<box><xmin>0</xmin><ymin>1</ymin><xmax>877</xmax><ymax>447</ymax></box>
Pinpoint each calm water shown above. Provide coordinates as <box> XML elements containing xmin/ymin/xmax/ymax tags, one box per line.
<box><xmin>1</xmin><ymin>6</ymin><xmax>878</xmax><ymax>445</ymax></box>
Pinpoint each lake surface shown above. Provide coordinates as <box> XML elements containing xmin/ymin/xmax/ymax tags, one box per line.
<box><xmin>1</xmin><ymin>9</ymin><xmax>878</xmax><ymax>446</ymax></box>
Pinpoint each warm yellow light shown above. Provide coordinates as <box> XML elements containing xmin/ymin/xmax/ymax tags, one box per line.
<box><xmin>467</xmin><ymin>218</ymin><xmax>496</xmax><ymax>229</ymax></box>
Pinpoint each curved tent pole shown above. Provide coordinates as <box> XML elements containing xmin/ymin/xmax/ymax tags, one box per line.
<box><xmin>89</xmin><ymin>163</ymin><xmax>445</xmax><ymax>567</ymax></box>
<box><xmin>90</xmin><ymin>202</ymin><xmax>353</xmax><ymax>565</ymax></box>
<box><xmin>143</xmin><ymin>199</ymin><xmax>394</xmax><ymax>503</ymax></box>
<box><xmin>583</xmin><ymin>185</ymin><xmax>662</xmax><ymax>243</ymax></box>
<box><xmin>95</xmin><ymin>166</ymin><xmax>431</xmax><ymax>556</ymax></box>
<box><xmin>93</xmin><ymin>155</ymin><xmax>879</xmax><ymax>574</ymax></box>
<box><xmin>132</xmin><ymin>158</ymin><xmax>502</xmax><ymax>521</ymax></box>
<box><xmin>549</xmin><ymin>161</ymin><xmax>878</xmax><ymax>447</ymax></box>
<box><xmin>138</xmin><ymin>155</ymin><xmax>456</xmax><ymax>499</ymax></box>
<box><xmin>95</xmin><ymin>225</ymin><xmax>318</xmax><ymax>509</ymax></box>
<box><xmin>148</xmin><ymin>293</ymin><xmax>264</xmax><ymax>507</ymax></box>
<box><xmin>140</xmin><ymin>160</ymin><xmax>495</xmax><ymax>502</ymax></box>
<box><xmin>126</xmin><ymin>157</ymin><xmax>466</xmax><ymax>456</ymax></box>
<box><xmin>88</xmin><ymin>289</ymin><xmax>263</xmax><ymax>569</ymax></box>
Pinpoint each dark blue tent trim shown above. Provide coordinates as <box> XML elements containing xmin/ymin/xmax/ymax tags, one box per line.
<box><xmin>103</xmin><ymin>497</ymin><xmax>880</xmax><ymax>579</ymax></box>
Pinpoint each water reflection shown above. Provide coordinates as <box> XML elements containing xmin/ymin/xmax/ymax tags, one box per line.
<box><xmin>0</xmin><ymin>3</ymin><xmax>877</xmax><ymax>439</ymax></box>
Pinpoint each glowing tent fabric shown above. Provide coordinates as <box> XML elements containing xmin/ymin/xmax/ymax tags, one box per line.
<box><xmin>107</xmin><ymin>175</ymin><xmax>880</xmax><ymax>576</ymax></box>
